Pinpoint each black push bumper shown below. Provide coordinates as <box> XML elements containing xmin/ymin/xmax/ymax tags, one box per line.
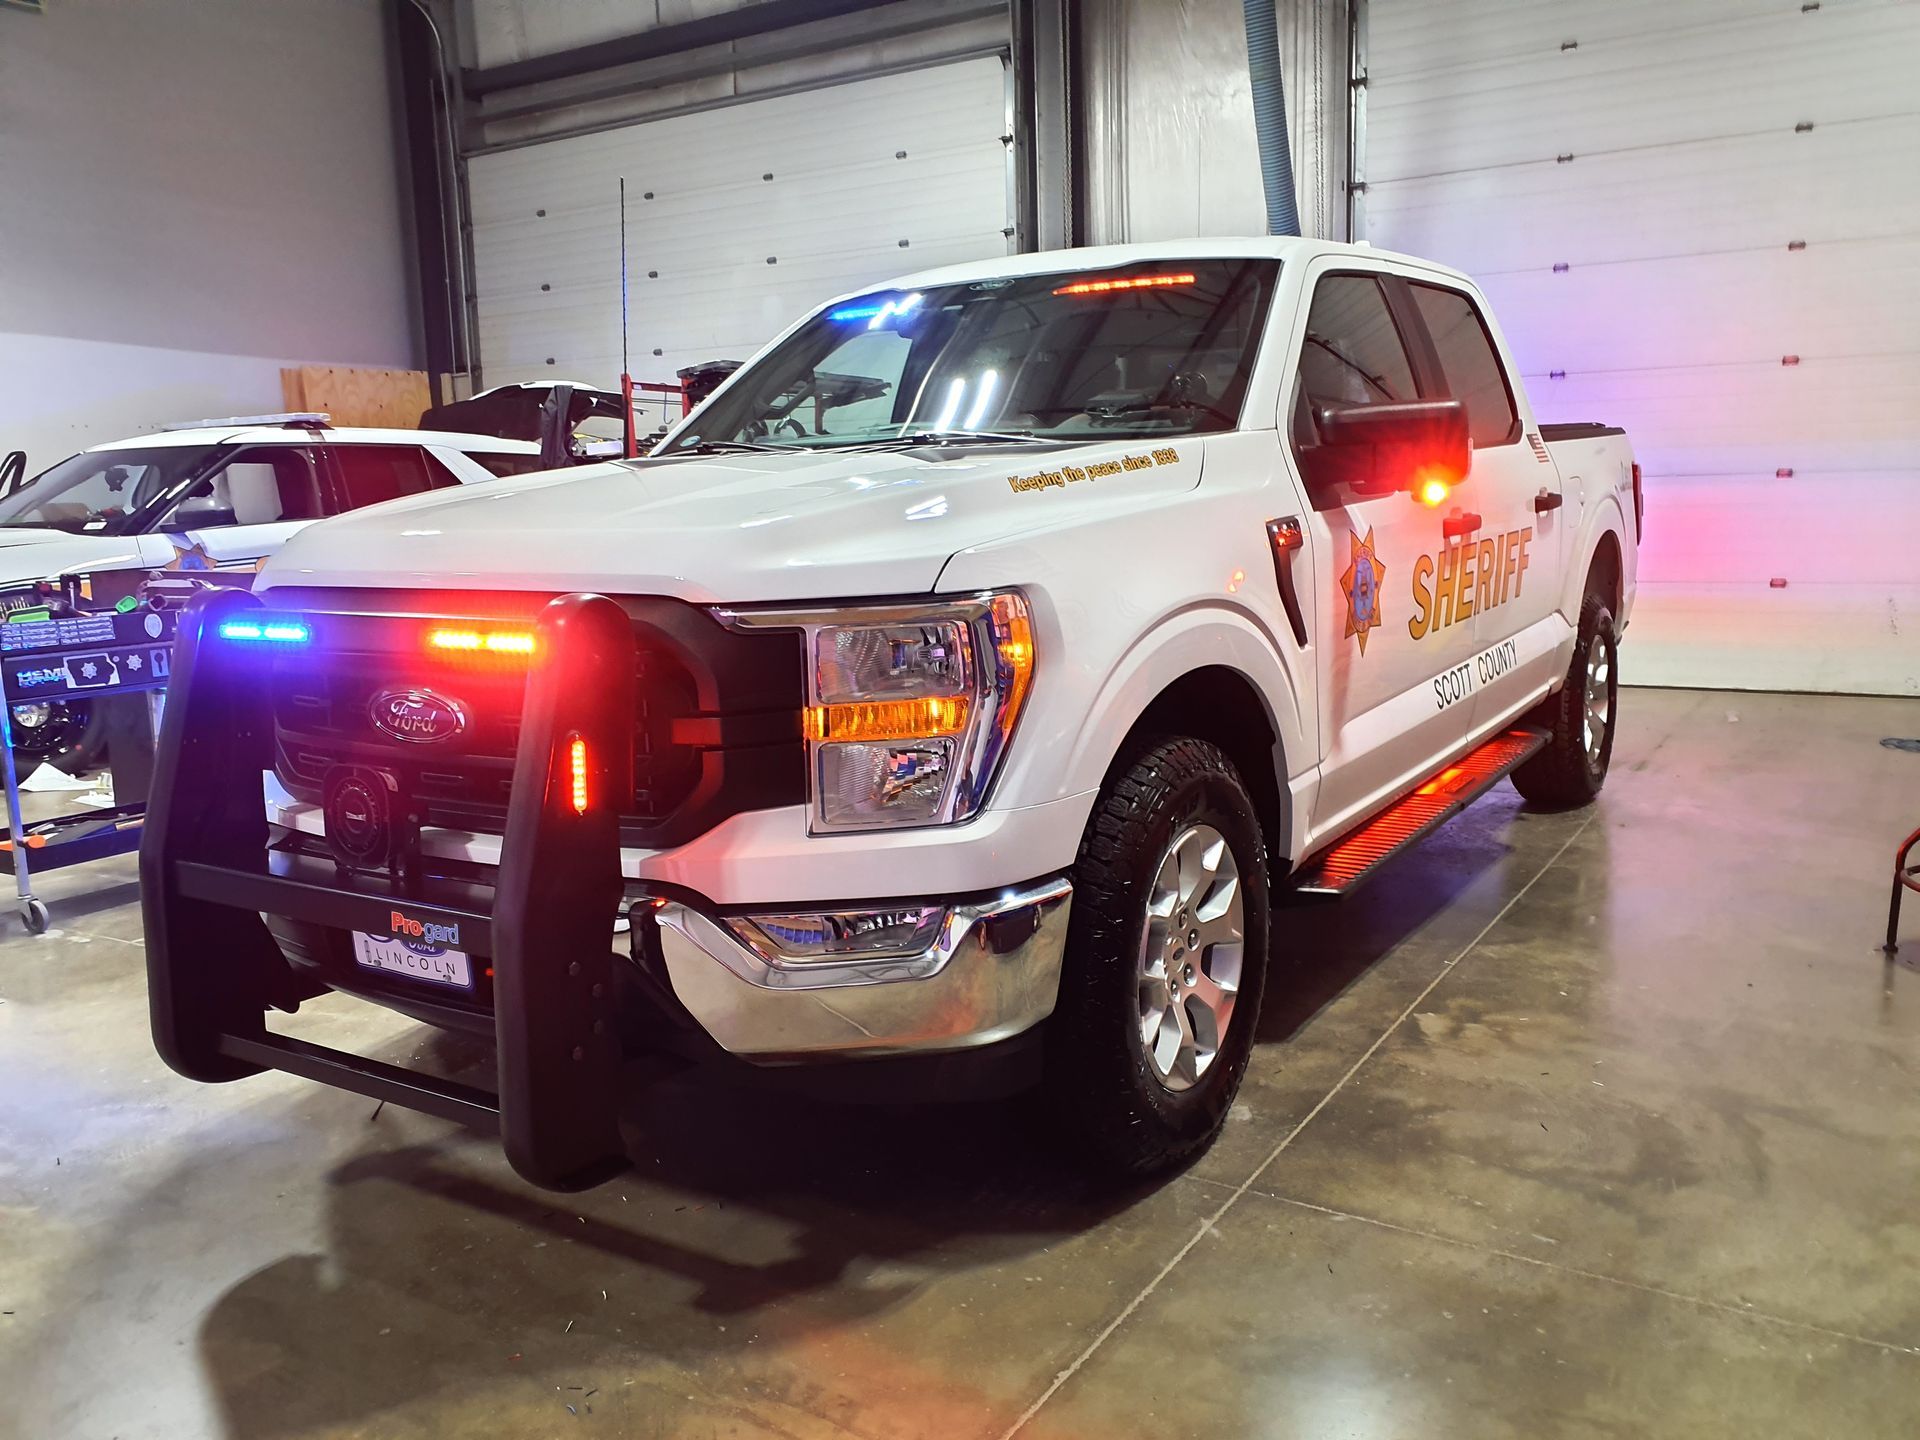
<box><xmin>142</xmin><ymin>588</ymin><xmax>639</xmax><ymax>1191</ymax></box>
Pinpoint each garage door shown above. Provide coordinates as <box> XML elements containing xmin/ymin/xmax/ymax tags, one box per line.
<box><xmin>1363</xmin><ymin>0</ymin><xmax>1920</xmax><ymax>696</ymax></box>
<box><xmin>470</xmin><ymin>57</ymin><xmax>1012</xmax><ymax>428</ymax></box>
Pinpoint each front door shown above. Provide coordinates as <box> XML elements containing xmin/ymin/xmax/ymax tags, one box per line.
<box><xmin>1286</xmin><ymin>266</ymin><xmax>1486</xmax><ymax>844</ymax></box>
<box><xmin>1399</xmin><ymin>278</ymin><xmax>1565</xmax><ymax>733</ymax></box>
<box><xmin>150</xmin><ymin>446</ymin><xmax>324</xmax><ymax>577</ymax></box>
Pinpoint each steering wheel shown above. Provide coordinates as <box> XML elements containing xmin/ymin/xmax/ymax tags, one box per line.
<box><xmin>1164</xmin><ymin>371</ymin><xmax>1234</xmax><ymax>426</ymax></box>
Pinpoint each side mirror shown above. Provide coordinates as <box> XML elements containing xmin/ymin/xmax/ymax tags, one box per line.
<box><xmin>1315</xmin><ymin>399</ymin><xmax>1470</xmax><ymax>498</ymax></box>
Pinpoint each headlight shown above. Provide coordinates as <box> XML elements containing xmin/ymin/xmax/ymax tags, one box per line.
<box><xmin>721</xmin><ymin>591</ymin><xmax>1035</xmax><ymax>831</ymax></box>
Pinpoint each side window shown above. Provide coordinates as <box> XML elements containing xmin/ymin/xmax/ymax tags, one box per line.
<box><xmin>1408</xmin><ymin>283</ymin><xmax>1519</xmax><ymax>448</ymax></box>
<box><xmin>326</xmin><ymin>446</ymin><xmax>437</xmax><ymax>513</ymax></box>
<box><xmin>157</xmin><ymin>448</ymin><xmax>320</xmax><ymax>532</ymax></box>
<box><xmin>466</xmin><ymin>451</ymin><xmax>549</xmax><ymax>480</ymax></box>
<box><xmin>1290</xmin><ymin>274</ymin><xmax>1421</xmax><ymax>451</ymax></box>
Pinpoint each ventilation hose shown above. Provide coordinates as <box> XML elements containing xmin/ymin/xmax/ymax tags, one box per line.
<box><xmin>1243</xmin><ymin>0</ymin><xmax>1301</xmax><ymax>236</ymax></box>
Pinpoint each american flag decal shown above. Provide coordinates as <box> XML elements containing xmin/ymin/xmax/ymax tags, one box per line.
<box><xmin>1527</xmin><ymin>433</ymin><xmax>1551</xmax><ymax>464</ymax></box>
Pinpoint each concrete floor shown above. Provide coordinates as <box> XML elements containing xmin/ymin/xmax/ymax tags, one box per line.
<box><xmin>3</xmin><ymin>686</ymin><xmax>1919</xmax><ymax>1439</ymax></box>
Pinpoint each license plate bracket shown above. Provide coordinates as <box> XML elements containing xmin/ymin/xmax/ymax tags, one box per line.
<box><xmin>352</xmin><ymin>929</ymin><xmax>473</xmax><ymax>991</ymax></box>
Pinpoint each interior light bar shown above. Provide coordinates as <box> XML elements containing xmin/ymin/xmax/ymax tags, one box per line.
<box><xmin>219</xmin><ymin>616</ymin><xmax>310</xmax><ymax>644</ymax></box>
<box><xmin>827</xmin><ymin>291</ymin><xmax>923</xmax><ymax>326</ymax></box>
<box><xmin>427</xmin><ymin>627</ymin><xmax>536</xmax><ymax>656</ymax></box>
<box><xmin>1053</xmin><ymin>272</ymin><xmax>1197</xmax><ymax>297</ymax></box>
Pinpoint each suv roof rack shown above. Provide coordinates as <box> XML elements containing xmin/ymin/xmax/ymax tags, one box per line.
<box><xmin>159</xmin><ymin>412</ymin><xmax>332</xmax><ymax>432</ymax></box>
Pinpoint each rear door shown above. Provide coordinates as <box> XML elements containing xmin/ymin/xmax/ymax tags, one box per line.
<box><xmin>319</xmin><ymin>443</ymin><xmax>455</xmax><ymax>515</ymax></box>
<box><xmin>1287</xmin><ymin>263</ymin><xmax>1486</xmax><ymax>842</ymax></box>
<box><xmin>1402</xmin><ymin>277</ymin><xmax>1567</xmax><ymax>730</ymax></box>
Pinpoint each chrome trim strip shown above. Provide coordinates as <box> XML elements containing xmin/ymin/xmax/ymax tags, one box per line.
<box><xmin>654</xmin><ymin>875</ymin><xmax>1074</xmax><ymax>1057</ymax></box>
<box><xmin>656</xmin><ymin>875</ymin><xmax>1071</xmax><ymax>991</ymax></box>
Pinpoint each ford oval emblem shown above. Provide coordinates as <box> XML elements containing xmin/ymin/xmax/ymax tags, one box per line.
<box><xmin>368</xmin><ymin>688</ymin><xmax>468</xmax><ymax>745</ymax></box>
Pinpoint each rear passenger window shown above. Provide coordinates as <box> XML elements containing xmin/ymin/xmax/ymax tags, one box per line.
<box><xmin>467</xmin><ymin>451</ymin><xmax>549</xmax><ymax>479</ymax></box>
<box><xmin>1290</xmin><ymin>274</ymin><xmax>1420</xmax><ymax>450</ymax></box>
<box><xmin>327</xmin><ymin>446</ymin><xmax>437</xmax><ymax>512</ymax></box>
<box><xmin>1409</xmin><ymin>283</ymin><xmax>1519</xmax><ymax>448</ymax></box>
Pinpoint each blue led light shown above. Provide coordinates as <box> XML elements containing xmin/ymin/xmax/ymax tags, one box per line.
<box><xmin>828</xmin><ymin>291</ymin><xmax>923</xmax><ymax>327</ymax></box>
<box><xmin>220</xmin><ymin>616</ymin><xmax>310</xmax><ymax>644</ymax></box>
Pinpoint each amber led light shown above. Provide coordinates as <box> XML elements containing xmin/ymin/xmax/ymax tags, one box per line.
<box><xmin>803</xmin><ymin>695</ymin><xmax>971</xmax><ymax>743</ymax></box>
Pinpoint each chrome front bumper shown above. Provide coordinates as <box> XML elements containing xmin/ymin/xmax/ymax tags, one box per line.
<box><xmin>654</xmin><ymin>876</ymin><xmax>1073</xmax><ymax>1059</ymax></box>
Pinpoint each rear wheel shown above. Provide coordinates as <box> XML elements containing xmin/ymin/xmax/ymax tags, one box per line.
<box><xmin>1511</xmin><ymin>590</ymin><xmax>1617</xmax><ymax>808</ymax></box>
<box><xmin>1047</xmin><ymin>736</ymin><xmax>1270</xmax><ymax>1176</ymax></box>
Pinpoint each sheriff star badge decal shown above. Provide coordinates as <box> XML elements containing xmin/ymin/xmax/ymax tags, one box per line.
<box><xmin>1341</xmin><ymin>526</ymin><xmax>1387</xmax><ymax>654</ymax></box>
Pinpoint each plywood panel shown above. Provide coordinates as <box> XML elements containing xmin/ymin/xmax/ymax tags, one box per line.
<box><xmin>281</xmin><ymin>365</ymin><xmax>432</xmax><ymax>429</ymax></box>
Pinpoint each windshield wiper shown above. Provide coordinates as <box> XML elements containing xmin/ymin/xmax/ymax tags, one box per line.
<box><xmin>666</xmin><ymin>439</ymin><xmax>791</xmax><ymax>456</ymax></box>
<box><xmin>851</xmin><ymin>429</ymin><xmax>1049</xmax><ymax>450</ymax></box>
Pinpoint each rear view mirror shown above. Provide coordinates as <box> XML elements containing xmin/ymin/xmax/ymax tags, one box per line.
<box><xmin>1315</xmin><ymin>399</ymin><xmax>1470</xmax><ymax>498</ymax></box>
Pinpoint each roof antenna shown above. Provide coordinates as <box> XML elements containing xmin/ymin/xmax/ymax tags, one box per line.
<box><xmin>619</xmin><ymin>176</ymin><xmax>637</xmax><ymax>459</ymax></box>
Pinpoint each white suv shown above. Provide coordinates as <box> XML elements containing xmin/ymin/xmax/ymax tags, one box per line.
<box><xmin>0</xmin><ymin>415</ymin><xmax>540</xmax><ymax>768</ymax></box>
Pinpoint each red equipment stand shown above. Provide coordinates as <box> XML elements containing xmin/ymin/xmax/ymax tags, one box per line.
<box><xmin>1888</xmin><ymin>827</ymin><xmax>1920</xmax><ymax>957</ymax></box>
<box><xmin>621</xmin><ymin>374</ymin><xmax>691</xmax><ymax>458</ymax></box>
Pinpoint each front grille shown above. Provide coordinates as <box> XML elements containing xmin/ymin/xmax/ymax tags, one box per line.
<box><xmin>265</xmin><ymin>590</ymin><xmax>804</xmax><ymax>846</ymax></box>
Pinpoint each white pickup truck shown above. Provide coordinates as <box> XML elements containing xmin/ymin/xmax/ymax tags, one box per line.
<box><xmin>143</xmin><ymin>238</ymin><xmax>1639</xmax><ymax>1190</ymax></box>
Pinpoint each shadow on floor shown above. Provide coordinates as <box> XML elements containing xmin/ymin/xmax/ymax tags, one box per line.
<box><xmin>182</xmin><ymin>1029</ymin><xmax>1159</xmax><ymax>1438</ymax></box>
<box><xmin>154</xmin><ymin>799</ymin><xmax>1522</xmax><ymax>1438</ymax></box>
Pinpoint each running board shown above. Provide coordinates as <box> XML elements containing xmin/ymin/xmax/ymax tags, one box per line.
<box><xmin>1294</xmin><ymin>727</ymin><xmax>1549</xmax><ymax>896</ymax></box>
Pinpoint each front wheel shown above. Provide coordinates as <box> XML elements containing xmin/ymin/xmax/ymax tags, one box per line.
<box><xmin>1046</xmin><ymin>736</ymin><xmax>1270</xmax><ymax>1176</ymax></box>
<box><xmin>1511</xmin><ymin>591</ymin><xmax>1618</xmax><ymax>808</ymax></box>
<box><xmin>8</xmin><ymin>699</ymin><xmax>107</xmax><ymax>774</ymax></box>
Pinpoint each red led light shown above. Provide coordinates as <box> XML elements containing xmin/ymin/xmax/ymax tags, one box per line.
<box><xmin>1052</xmin><ymin>272</ymin><xmax>1198</xmax><ymax>296</ymax></box>
<box><xmin>568</xmin><ymin>735</ymin><xmax>589</xmax><ymax>815</ymax></box>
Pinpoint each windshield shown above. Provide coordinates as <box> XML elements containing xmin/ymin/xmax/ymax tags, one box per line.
<box><xmin>664</xmin><ymin>258</ymin><xmax>1279</xmax><ymax>453</ymax></box>
<box><xmin>0</xmin><ymin>447</ymin><xmax>215</xmax><ymax>534</ymax></box>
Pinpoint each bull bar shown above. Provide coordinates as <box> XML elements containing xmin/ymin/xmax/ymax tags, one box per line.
<box><xmin>142</xmin><ymin>587</ymin><xmax>638</xmax><ymax>1191</ymax></box>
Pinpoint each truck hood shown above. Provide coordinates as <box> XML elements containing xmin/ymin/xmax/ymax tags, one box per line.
<box><xmin>0</xmin><ymin>528</ymin><xmax>151</xmax><ymax>590</ymax></box>
<box><xmin>260</xmin><ymin>438</ymin><xmax>1204</xmax><ymax>603</ymax></box>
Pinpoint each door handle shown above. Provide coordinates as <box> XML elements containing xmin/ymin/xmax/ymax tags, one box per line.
<box><xmin>1442</xmin><ymin>510</ymin><xmax>1483</xmax><ymax>541</ymax></box>
<box><xmin>1265</xmin><ymin>517</ymin><xmax>1310</xmax><ymax>648</ymax></box>
<box><xmin>1534</xmin><ymin>490</ymin><xmax>1564</xmax><ymax>513</ymax></box>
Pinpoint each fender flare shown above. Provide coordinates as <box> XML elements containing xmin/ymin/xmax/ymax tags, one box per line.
<box><xmin>1563</xmin><ymin>495</ymin><xmax>1629</xmax><ymax>619</ymax></box>
<box><xmin>1049</xmin><ymin>601</ymin><xmax>1307</xmax><ymax>830</ymax></box>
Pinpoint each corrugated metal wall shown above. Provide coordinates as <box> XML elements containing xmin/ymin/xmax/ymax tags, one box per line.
<box><xmin>1365</xmin><ymin>0</ymin><xmax>1920</xmax><ymax>696</ymax></box>
<box><xmin>1080</xmin><ymin>0</ymin><xmax>1349</xmax><ymax>243</ymax></box>
<box><xmin>468</xmin><ymin>57</ymin><xmax>1011</xmax><ymax>418</ymax></box>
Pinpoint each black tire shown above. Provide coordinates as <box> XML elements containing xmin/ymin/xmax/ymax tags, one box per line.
<box><xmin>8</xmin><ymin>699</ymin><xmax>107</xmax><ymax>775</ymax></box>
<box><xmin>1511</xmin><ymin>591</ymin><xmax>1617</xmax><ymax>808</ymax></box>
<box><xmin>1046</xmin><ymin>736</ymin><xmax>1270</xmax><ymax>1176</ymax></box>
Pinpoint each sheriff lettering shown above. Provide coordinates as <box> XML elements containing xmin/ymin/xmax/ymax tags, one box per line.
<box><xmin>1409</xmin><ymin>526</ymin><xmax>1532</xmax><ymax>640</ymax></box>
